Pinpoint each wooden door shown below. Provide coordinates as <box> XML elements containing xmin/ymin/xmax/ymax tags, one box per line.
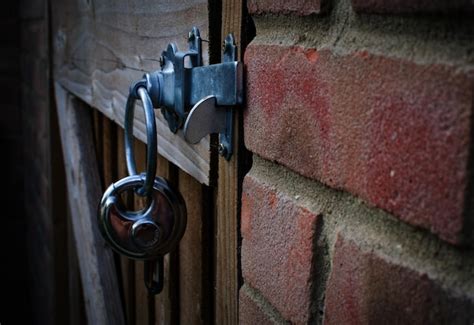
<box><xmin>51</xmin><ymin>0</ymin><xmax>249</xmax><ymax>324</ymax></box>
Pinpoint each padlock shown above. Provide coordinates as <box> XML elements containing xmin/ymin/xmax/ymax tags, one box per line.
<box><xmin>98</xmin><ymin>174</ymin><xmax>186</xmax><ymax>260</ymax></box>
<box><xmin>98</xmin><ymin>83</ymin><xmax>186</xmax><ymax>260</ymax></box>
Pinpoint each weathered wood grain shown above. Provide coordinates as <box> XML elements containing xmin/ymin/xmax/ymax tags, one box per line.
<box><xmin>132</xmin><ymin>139</ymin><xmax>155</xmax><ymax>325</ymax></box>
<box><xmin>51</xmin><ymin>84</ymin><xmax>70</xmax><ymax>325</ymax></box>
<box><xmin>55</xmin><ymin>83</ymin><xmax>125</xmax><ymax>325</ymax></box>
<box><xmin>135</xmin><ymin>261</ymin><xmax>152</xmax><ymax>325</ymax></box>
<box><xmin>102</xmin><ymin>115</ymin><xmax>117</xmax><ymax>187</ymax></box>
<box><xmin>215</xmin><ymin>1</ymin><xmax>243</xmax><ymax>323</ymax></box>
<box><xmin>92</xmin><ymin>110</ymin><xmax>104</xmax><ymax>183</ymax></box>
<box><xmin>178</xmin><ymin>171</ymin><xmax>212</xmax><ymax>324</ymax></box>
<box><xmin>51</xmin><ymin>0</ymin><xmax>212</xmax><ymax>185</ymax></box>
<box><xmin>154</xmin><ymin>155</ymin><xmax>174</xmax><ymax>325</ymax></box>
<box><xmin>67</xmin><ymin>207</ymin><xmax>87</xmax><ymax>325</ymax></box>
<box><xmin>117</xmin><ymin>126</ymin><xmax>137</xmax><ymax>325</ymax></box>
<box><xmin>166</xmin><ymin>162</ymin><xmax>182</xmax><ymax>325</ymax></box>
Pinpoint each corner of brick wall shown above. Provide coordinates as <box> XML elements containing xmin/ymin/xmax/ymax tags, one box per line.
<box><xmin>241</xmin><ymin>168</ymin><xmax>321</xmax><ymax>323</ymax></box>
<box><xmin>240</xmin><ymin>0</ymin><xmax>474</xmax><ymax>323</ymax></box>
<box><xmin>324</xmin><ymin>231</ymin><xmax>474</xmax><ymax>324</ymax></box>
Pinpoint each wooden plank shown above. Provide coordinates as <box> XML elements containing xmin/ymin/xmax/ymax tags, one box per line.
<box><xmin>155</xmin><ymin>155</ymin><xmax>172</xmax><ymax>325</ymax></box>
<box><xmin>54</xmin><ymin>82</ymin><xmax>125</xmax><ymax>325</ymax></box>
<box><xmin>67</xmin><ymin>206</ymin><xmax>87</xmax><ymax>325</ymax></box>
<box><xmin>167</xmin><ymin>164</ymin><xmax>181</xmax><ymax>325</ymax></box>
<box><xmin>51</xmin><ymin>0</ymin><xmax>212</xmax><ymax>185</ymax></box>
<box><xmin>50</xmin><ymin>81</ymin><xmax>70</xmax><ymax>325</ymax></box>
<box><xmin>215</xmin><ymin>1</ymin><xmax>243</xmax><ymax>323</ymax></box>
<box><xmin>154</xmin><ymin>159</ymin><xmax>182</xmax><ymax>325</ymax></box>
<box><xmin>102</xmin><ymin>114</ymin><xmax>117</xmax><ymax>186</ymax></box>
<box><xmin>135</xmin><ymin>261</ymin><xmax>152</xmax><ymax>325</ymax></box>
<box><xmin>92</xmin><ymin>109</ymin><xmax>104</xmax><ymax>184</ymax></box>
<box><xmin>154</xmin><ymin>254</ymin><xmax>174</xmax><ymax>325</ymax></box>
<box><xmin>121</xmin><ymin>256</ymin><xmax>136</xmax><ymax>325</ymax></box>
<box><xmin>178</xmin><ymin>171</ymin><xmax>212</xmax><ymax>324</ymax></box>
<box><xmin>117</xmin><ymin>126</ymin><xmax>137</xmax><ymax>325</ymax></box>
<box><xmin>133</xmin><ymin>139</ymin><xmax>155</xmax><ymax>325</ymax></box>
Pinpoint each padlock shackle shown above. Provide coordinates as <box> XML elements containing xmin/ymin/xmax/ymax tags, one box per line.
<box><xmin>124</xmin><ymin>84</ymin><xmax>157</xmax><ymax>196</ymax></box>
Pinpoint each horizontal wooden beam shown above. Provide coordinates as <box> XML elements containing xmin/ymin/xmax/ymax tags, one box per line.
<box><xmin>52</xmin><ymin>0</ymin><xmax>211</xmax><ymax>185</ymax></box>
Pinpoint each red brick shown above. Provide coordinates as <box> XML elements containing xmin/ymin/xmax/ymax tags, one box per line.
<box><xmin>239</xmin><ymin>285</ymin><xmax>284</xmax><ymax>324</ymax></box>
<box><xmin>241</xmin><ymin>172</ymin><xmax>320</xmax><ymax>324</ymax></box>
<box><xmin>351</xmin><ymin>0</ymin><xmax>474</xmax><ymax>14</ymax></box>
<box><xmin>248</xmin><ymin>0</ymin><xmax>324</xmax><ymax>16</ymax></box>
<box><xmin>324</xmin><ymin>233</ymin><xmax>474</xmax><ymax>324</ymax></box>
<box><xmin>244</xmin><ymin>43</ymin><xmax>474</xmax><ymax>244</ymax></box>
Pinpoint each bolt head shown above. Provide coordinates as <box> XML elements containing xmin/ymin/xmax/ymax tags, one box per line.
<box><xmin>218</xmin><ymin>143</ymin><xmax>227</xmax><ymax>156</ymax></box>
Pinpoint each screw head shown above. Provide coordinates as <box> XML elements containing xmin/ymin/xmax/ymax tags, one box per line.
<box><xmin>218</xmin><ymin>143</ymin><xmax>227</xmax><ymax>156</ymax></box>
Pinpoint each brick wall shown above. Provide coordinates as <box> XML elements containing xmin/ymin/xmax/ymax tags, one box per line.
<box><xmin>240</xmin><ymin>0</ymin><xmax>474</xmax><ymax>323</ymax></box>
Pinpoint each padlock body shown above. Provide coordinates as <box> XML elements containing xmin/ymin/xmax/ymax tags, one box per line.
<box><xmin>98</xmin><ymin>174</ymin><xmax>186</xmax><ymax>260</ymax></box>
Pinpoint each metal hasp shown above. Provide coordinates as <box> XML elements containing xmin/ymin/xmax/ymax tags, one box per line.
<box><xmin>135</xmin><ymin>27</ymin><xmax>243</xmax><ymax>160</ymax></box>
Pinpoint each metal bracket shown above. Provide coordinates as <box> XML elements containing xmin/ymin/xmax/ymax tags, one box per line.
<box><xmin>138</xmin><ymin>27</ymin><xmax>243</xmax><ymax>160</ymax></box>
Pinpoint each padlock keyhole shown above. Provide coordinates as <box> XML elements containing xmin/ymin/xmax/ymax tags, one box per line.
<box><xmin>132</xmin><ymin>220</ymin><xmax>162</xmax><ymax>249</ymax></box>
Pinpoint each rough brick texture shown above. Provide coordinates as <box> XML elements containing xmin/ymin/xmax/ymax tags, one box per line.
<box><xmin>241</xmin><ymin>172</ymin><xmax>320</xmax><ymax>324</ymax></box>
<box><xmin>239</xmin><ymin>288</ymin><xmax>274</xmax><ymax>325</ymax></box>
<box><xmin>351</xmin><ymin>0</ymin><xmax>474</xmax><ymax>14</ymax></box>
<box><xmin>324</xmin><ymin>232</ymin><xmax>474</xmax><ymax>324</ymax></box>
<box><xmin>248</xmin><ymin>0</ymin><xmax>323</xmax><ymax>16</ymax></box>
<box><xmin>239</xmin><ymin>285</ymin><xmax>285</xmax><ymax>325</ymax></box>
<box><xmin>244</xmin><ymin>43</ymin><xmax>474</xmax><ymax>244</ymax></box>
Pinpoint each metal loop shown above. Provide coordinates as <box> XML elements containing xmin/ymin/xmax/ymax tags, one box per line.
<box><xmin>124</xmin><ymin>85</ymin><xmax>157</xmax><ymax>197</ymax></box>
<box><xmin>144</xmin><ymin>257</ymin><xmax>164</xmax><ymax>295</ymax></box>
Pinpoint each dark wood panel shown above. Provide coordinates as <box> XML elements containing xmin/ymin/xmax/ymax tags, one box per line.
<box><xmin>50</xmin><ymin>76</ymin><xmax>70</xmax><ymax>325</ymax></box>
<box><xmin>20</xmin><ymin>5</ymin><xmax>57</xmax><ymax>323</ymax></box>
<box><xmin>19</xmin><ymin>0</ymin><xmax>46</xmax><ymax>19</ymax></box>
